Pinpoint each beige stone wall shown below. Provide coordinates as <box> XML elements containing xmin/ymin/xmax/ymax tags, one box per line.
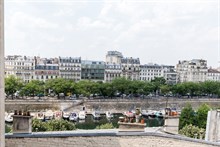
<box><xmin>6</xmin><ymin>136</ymin><xmax>217</xmax><ymax>147</ymax></box>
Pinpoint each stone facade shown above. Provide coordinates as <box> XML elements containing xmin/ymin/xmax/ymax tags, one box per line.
<box><xmin>104</xmin><ymin>63</ymin><xmax>121</xmax><ymax>82</ymax></box>
<box><xmin>176</xmin><ymin>59</ymin><xmax>207</xmax><ymax>83</ymax></box>
<box><xmin>140</xmin><ymin>64</ymin><xmax>177</xmax><ymax>84</ymax></box>
<box><xmin>105</xmin><ymin>51</ymin><xmax>123</xmax><ymax>64</ymax></box>
<box><xmin>207</xmin><ymin>68</ymin><xmax>220</xmax><ymax>81</ymax></box>
<box><xmin>59</xmin><ymin>57</ymin><xmax>81</xmax><ymax>81</ymax></box>
<box><xmin>121</xmin><ymin>57</ymin><xmax>140</xmax><ymax>80</ymax></box>
<box><xmin>5</xmin><ymin>55</ymin><xmax>35</xmax><ymax>83</ymax></box>
<box><xmin>34</xmin><ymin>57</ymin><xmax>59</xmax><ymax>82</ymax></box>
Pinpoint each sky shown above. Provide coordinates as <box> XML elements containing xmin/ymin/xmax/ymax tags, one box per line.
<box><xmin>5</xmin><ymin>0</ymin><xmax>220</xmax><ymax>67</ymax></box>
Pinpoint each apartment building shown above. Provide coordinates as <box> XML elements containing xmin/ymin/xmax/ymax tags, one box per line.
<box><xmin>140</xmin><ymin>64</ymin><xmax>177</xmax><ymax>84</ymax></box>
<box><xmin>34</xmin><ymin>57</ymin><xmax>59</xmax><ymax>82</ymax></box>
<box><xmin>5</xmin><ymin>55</ymin><xmax>35</xmax><ymax>83</ymax></box>
<box><xmin>176</xmin><ymin>59</ymin><xmax>207</xmax><ymax>83</ymax></box>
<box><xmin>105</xmin><ymin>63</ymin><xmax>122</xmax><ymax>82</ymax></box>
<box><xmin>207</xmin><ymin>68</ymin><xmax>220</xmax><ymax>81</ymax></box>
<box><xmin>121</xmin><ymin>57</ymin><xmax>140</xmax><ymax>80</ymax></box>
<box><xmin>59</xmin><ymin>57</ymin><xmax>81</xmax><ymax>81</ymax></box>
<box><xmin>81</xmin><ymin>60</ymin><xmax>105</xmax><ymax>81</ymax></box>
<box><xmin>106</xmin><ymin>51</ymin><xmax>123</xmax><ymax>64</ymax></box>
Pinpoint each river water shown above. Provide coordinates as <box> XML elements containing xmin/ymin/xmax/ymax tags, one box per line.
<box><xmin>74</xmin><ymin>113</ymin><xmax>164</xmax><ymax>129</ymax></box>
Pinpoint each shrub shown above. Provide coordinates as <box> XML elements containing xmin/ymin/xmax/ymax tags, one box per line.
<box><xmin>32</xmin><ymin>118</ymin><xmax>48</xmax><ymax>132</ymax></box>
<box><xmin>96</xmin><ymin>123</ymin><xmax>114</xmax><ymax>129</ymax></box>
<box><xmin>194</xmin><ymin>104</ymin><xmax>210</xmax><ymax>129</ymax></box>
<box><xmin>179</xmin><ymin>103</ymin><xmax>195</xmax><ymax>130</ymax></box>
<box><xmin>5</xmin><ymin>125</ymin><xmax>12</xmax><ymax>133</ymax></box>
<box><xmin>179</xmin><ymin>124</ymin><xmax>205</xmax><ymax>139</ymax></box>
<box><xmin>32</xmin><ymin>119</ymin><xmax>76</xmax><ymax>132</ymax></box>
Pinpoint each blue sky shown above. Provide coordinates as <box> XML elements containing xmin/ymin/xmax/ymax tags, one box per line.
<box><xmin>5</xmin><ymin>0</ymin><xmax>220</xmax><ymax>67</ymax></box>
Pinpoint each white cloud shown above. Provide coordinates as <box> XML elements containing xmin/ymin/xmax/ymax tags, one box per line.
<box><xmin>5</xmin><ymin>0</ymin><xmax>219</xmax><ymax>67</ymax></box>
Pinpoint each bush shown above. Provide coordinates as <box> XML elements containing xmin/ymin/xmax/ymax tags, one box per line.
<box><xmin>5</xmin><ymin>125</ymin><xmax>12</xmax><ymax>133</ymax></box>
<box><xmin>32</xmin><ymin>119</ymin><xmax>48</xmax><ymax>132</ymax></box>
<box><xmin>179</xmin><ymin>124</ymin><xmax>205</xmax><ymax>139</ymax></box>
<box><xmin>96</xmin><ymin>123</ymin><xmax>114</xmax><ymax>129</ymax></box>
<box><xmin>32</xmin><ymin>119</ymin><xmax>76</xmax><ymax>132</ymax></box>
<box><xmin>195</xmin><ymin>104</ymin><xmax>210</xmax><ymax>129</ymax></box>
<box><xmin>47</xmin><ymin>119</ymin><xmax>76</xmax><ymax>131</ymax></box>
<box><xmin>179</xmin><ymin>103</ymin><xmax>195</xmax><ymax>130</ymax></box>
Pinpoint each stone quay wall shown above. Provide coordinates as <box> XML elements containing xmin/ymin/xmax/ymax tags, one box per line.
<box><xmin>84</xmin><ymin>98</ymin><xmax>220</xmax><ymax>112</ymax></box>
<box><xmin>5</xmin><ymin>98</ymin><xmax>220</xmax><ymax>112</ymax></box>
<box><xmin>6</xmin><ymin>133</ymin><xmax>219</xmax><ymax>147</ymax></box>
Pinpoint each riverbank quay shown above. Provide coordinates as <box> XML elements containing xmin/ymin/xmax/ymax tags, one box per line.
<box><xmin>5</xmin><ymin>98</ymin><xmax>220</xmax><ymax>112</ymax></box>
<box><xmin>5</xmin><ymin>129</ymin><xmax>220</xmax><ymax>147</ymax></box>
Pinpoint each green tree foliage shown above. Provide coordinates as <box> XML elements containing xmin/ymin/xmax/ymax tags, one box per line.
<box><xmin>75</xmin><ymin>80</ymin><xmax>97</xmax><ymax>97</ymax></box>
<box><xmin>5</xmin><ymin>75</ymin><xmax>24</xmax><ymax>99</ymax></box>
<box><xmin>112</xmin><ymin>78</ymin><xmax>131</xmax><ymax>95</ymax></box>
<box><xmin>22</xmin><ymin>80</ymin><xmax>44</xmax><ymax>97</ymax></box>
<box><xmin>179</xmin><ymin>124</ymin><xmax>205</xmax><ymax>139</ymax></box>
<box><xmin>195</xmin><ymin>104</ymin><xmax>210</xmax><ymax>129</ymax></box>
<box><xmin>179</xmin><ymin>103</ymin><xmax>195</xmax><ymax>130</ymax></box>
<box><xmin>45</xmin><ymin>78</ymin><xmax>75</xmax><ymax>98</ymax></box>
<box><xmin>160</xmin><ymin>85</ymin><xmax>170</xmax><ymax>96</ymax></box>
<box><xmin>201</xmin><ymin>81</ymin><xmax>219</xmax><ymax>97</ymax></box>
<box><xmin>143</xmin><ymin>82</ymin><xmax>155</xmax><ymax>96</ymax></box>
<box><xmin>128</xmin><ymin>80</ymin><xmax>145</xmax><ymax>95</ymax></box>
<box><xmin>151</xmin><ymin>77</ymin><xmax>166</xmax><ymax>93</ymax></box>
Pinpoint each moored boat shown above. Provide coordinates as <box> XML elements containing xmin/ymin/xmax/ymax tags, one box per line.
<box><xmin>5</xmin><ymin>112</ymin><xmax>13</xmax><ymax>123</ymax></box>
<box><xmin>92</xmin><ymin>111</ymin><xmax>101</xmax><ymax>119</ymax></box>
<box><xmin>62</xmin><ymin>111</ymin><xmax>70</xmax><ymax>120</ymax></box>
<box><xmin>106</xmin><ymin>111</ymin><xmax>113</xmax><ymax>119</ymax></box>
<box><xmin>141</xmin><ymin>110</ymin><xmax>149</xmax><ymax>117</ymax></box>
<box><xmin>155</xmin><ymin>111</ymin><xmax>164</xmax><ymax>118</ymax></box>
<box><xmin>148</xmin><ymin>110</ymin><xmax>156</xmax><ymax>118</ymax></box>
<box><xmin>37</xmin><ymin>112</ymin><xmax>45</xmax><ymax>120</ymax></box>
<box><xmin>69</xmin><ymin>112</ymin><xmax>78</xmax><ymax>121</ymax></box>
<box><xmin>79</xmin><ymin>111</ymin><xmax>86</xmax><ymax>120</ymax></box>
<box><xmin>44</xmin><ymin>110</ymin><xmax>54</xmax><ymax>120</ymax></box>
<box><xmin>54</xmin><ymin>111</ymin><xmax>62</xmax><ymax>120</ymax></box>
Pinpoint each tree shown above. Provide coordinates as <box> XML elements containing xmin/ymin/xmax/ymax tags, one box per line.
<box><xmin>183</xmin><ymin>82</ymin><xmax>200</xmax><ymax>98</ymax></box>
<box><xmin>160</xmin><ymin>85</ymin><xmax>170</xmax><ymax>96</ymax></box>
<box><xmin>201</xmin><ymin>81</ymin><xmax>219</xmax><ymax>97</ymax></box>
<box><xmin>5</xmin><ymin>75</ymin><xmax>23</xmax><ymax>99</ymax></box>
<box><xmin>160</xmin><ymin>85</ymin><xmax>171</xmax><ymax>107</ymax></box>
<box><xmin>179</xmin><ymin>103</ymin><xmax>195</xmax><ymax>130</ymax></box>
<box><xmin>75</xmin><ymin>80</ymin><xmax>96</xmax><ymax>97</ymax></box>
<box><xmin>195</xmin><ymin>104</ymin><xmax>210</xmax><ymax>129</ymax></box>
<box><xmin>172</xmin><ymin>83</ymin><xmax>187</xmax><ymax>97</ymax></box>
<box><xmin>23</xmin><ymin>80</ymin><xmax>44</xmax><ymax>97</ymax></box>
<box><xmin>151</xmin><ymin>77</ymin><xmax>166</xmax><ymax>94</ymax></box>
<box><xmin>128</xmin><ymin>80</ymin><xmax>145</xmax><ymax>96</ymax></box>
<box><xmin>45</xmin><ymin>78</ymin><xmax>75</xmax><ymax>99</ymax></box>
<box><xmin>143</xmin><ymin>82</ymin><xmax>155</xmax><ymax>96</ymax></box>
<box><xmin>112</xmin><ymin>78</ymin><xmax>131</xmax><ymax>95</ymax></box>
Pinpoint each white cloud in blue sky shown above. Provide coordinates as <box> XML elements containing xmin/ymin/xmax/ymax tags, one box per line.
<box><xmin>5</xmin><ymin>0</ymin><xmax>220</xmax><ymax>67</ymax></box>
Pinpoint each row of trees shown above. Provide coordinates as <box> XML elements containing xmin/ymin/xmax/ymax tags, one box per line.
<box><xmin>5</xmin><ymin>75</ymin><xmax>220</xmax><ymax>99</ymax></box>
